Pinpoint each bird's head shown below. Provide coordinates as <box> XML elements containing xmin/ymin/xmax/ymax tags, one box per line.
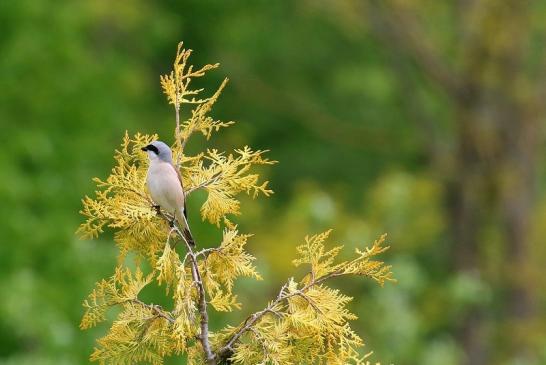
<box><xmin>141</xmin><ymin>141</ymin><xmax>173</xmax><ymax>163</ymax></box>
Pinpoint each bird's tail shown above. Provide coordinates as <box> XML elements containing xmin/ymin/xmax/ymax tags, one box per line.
<box><xmin>176</xmin><ymin>209</ymin><xmax>196</xmax><ymax>247</ymax></box>
<box><xmin>182</xmin><ymin>227</ymin><xmax>195</xmax><ymax>247</ymax></box>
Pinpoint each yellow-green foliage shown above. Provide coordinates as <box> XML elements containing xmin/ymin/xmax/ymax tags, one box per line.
<box><xmin>78</xmin><ymin>42</ymin><xmax>394</xmax><ymax>365</ymax></box>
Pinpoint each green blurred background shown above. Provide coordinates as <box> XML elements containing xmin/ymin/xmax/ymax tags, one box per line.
<box><xmin>1</xmin><ymin>1</ymin><xmax>546</xmax><ymax>364</ymax></box>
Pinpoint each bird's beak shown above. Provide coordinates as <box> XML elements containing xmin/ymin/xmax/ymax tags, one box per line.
<box><xmin>141</xmin><ymin>145</ymin><xmax>148</xmax><ymax>152</ymax></box>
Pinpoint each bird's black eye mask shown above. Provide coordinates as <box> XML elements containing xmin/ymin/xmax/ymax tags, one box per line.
<box><xmin>141</xmin><ymin>144</ymin><xmax>159</xmax><ymax>155</ymax></box>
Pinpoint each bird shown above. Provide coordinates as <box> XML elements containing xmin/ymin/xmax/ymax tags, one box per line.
<box><xmin>141</xmin><ymin>141</ymin><xmax>195</xmax><ymax>247</ymax></box>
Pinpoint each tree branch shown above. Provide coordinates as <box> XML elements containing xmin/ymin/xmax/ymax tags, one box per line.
<box><xmin>155</xmin><ymin>205</ymin><xmax>215</xmax><ymax>363</ymax></box>
<box><xmin>215</xmin><ymin>271</ymin><xmax>344</xmax><ymax>361</ymax></box>
<box><xmin>167</xmin><ymin>213</ymin><xmax>216</xmax><ymax>364</ymax></box>
<box><xmin>169</xmin><ymin>61</ymin><xmax>216</xmax><ymax>365</ymax></box>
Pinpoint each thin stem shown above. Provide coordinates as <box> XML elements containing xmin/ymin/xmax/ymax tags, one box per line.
<box><xmin>162</xmin><ymin>59</ymin><xmax>216</xmax><ymax>360</ymax></box>
<box><xmin>174</xmin><ymin>45</ymin><xmax>183</xmax><ymax>168</ymax></box>
<box><xmin>195</xmin><ymin>247</ymin><xmax>220</xmax><ymax>259</ymax></box>
<box><xmin>175</xmin><ymin>100</ymin><xmax>183</xmax><ymax>169</ymax></box>
<box><xmin>171</xmin><ymin>223</ymin><xmax>216</xmax><ymax>365</ymax></box>
<box><xmin>167</xmin><ymin>45</ymin><xmax>224</xmax><ymax>364</ymax></box>
<box><xmin>185</xmin><ymin>172</ymin><xmax>223</xmax><ymax>195</ymax></box>
<box><xmin>131</xmin><ymin>299</ymin><xmax>175</xmax><ymax>324</ymax></box>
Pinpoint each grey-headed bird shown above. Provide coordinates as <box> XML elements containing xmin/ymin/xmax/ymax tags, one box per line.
<box><xmin>141</xmin><ymin>141</ymin><xmax>195</xmax><ymax>246</ymax></box>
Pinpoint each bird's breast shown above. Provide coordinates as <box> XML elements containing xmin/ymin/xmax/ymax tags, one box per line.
<box><xmin>146</xmin><ymin>162</ymin><xmax>184</xmax><ymax>213</ymax></box>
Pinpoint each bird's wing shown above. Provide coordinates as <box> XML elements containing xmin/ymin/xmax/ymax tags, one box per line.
<box><xmin>172</xmin><ymin>162</ymin><xmax>188</xmax><ymax>219</ymax></box>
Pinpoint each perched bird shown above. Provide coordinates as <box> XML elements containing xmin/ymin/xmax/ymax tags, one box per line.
<box><xmin>141</xmin><ymin>141</ymin><xmax>195</xmax><ymax>246</ymax></box>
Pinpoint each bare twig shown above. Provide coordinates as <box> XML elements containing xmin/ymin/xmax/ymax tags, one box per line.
<box><xmin>130</xmin><ymin>299</ymin><xmax>175</xmax><ymax>324</ymax></box>
<box><xmin>195</xmin><ymin>247</ymin><xmax>221</xmax><ymax>259</ymax></box>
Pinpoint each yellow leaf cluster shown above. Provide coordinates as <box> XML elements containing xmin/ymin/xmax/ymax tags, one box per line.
<box><xmin>294</xmin><ymin>231</ymin><xmax>395</xmax><ymax>286</ymax></box>
<box><xmin>160</xmin><ymin>42</ymin><xmax>219</xmax><ymax>108</ymax></box>
<box><xmin>220</xmin><ymin>230</ymin><xmax>394</xmax><ymax>365</ymax></box>
<box><xmin>156</xmin><ymin>239</ymin><xmax>181</xmax><ymax>292</ymax></box>
<box><xmin>201</xmin><ymin>228</ymin><xmax>262</xmax><ymax>312</ymax></box>
<box><xmin>172</xmin><ymin>267</ymin><xmax>199</xmax><ymax>343</ymax></box>
<box><xmin>80</xmin><ymin>267</ymin><xmax>154</xmax><ymax>330</ymax></box>
<box><xmin>90</xmin><ymin>304</ymin><xmax>181</xmax><ymax>365</ymax></box>
<box><xmin>79</xmin><ymin>42</ymin><xmax>275</xmax><ymax>364</ymax></box>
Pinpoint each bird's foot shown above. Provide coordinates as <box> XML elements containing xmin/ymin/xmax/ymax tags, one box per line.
<box><xmin>169</xmin><ymin>219</ymin><xmax>175</xmax><ymax>228</ymax></box>
<box><xmin>153</xmin><ymin>205</ymin><xmax>161</xmax><ymax>215</ymax></box>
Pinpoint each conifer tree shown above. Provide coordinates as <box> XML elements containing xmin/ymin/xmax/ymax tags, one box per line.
<box><xmin>78</xmin><ymin>42</ymin><xmax>395</xmax><ymax>365</ymax></box>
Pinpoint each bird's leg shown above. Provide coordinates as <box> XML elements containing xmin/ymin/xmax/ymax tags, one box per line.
<box><xmin>169</xmin><ymin>212</ymin><xmax>176</xmax><ymax>228</ymax></box>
